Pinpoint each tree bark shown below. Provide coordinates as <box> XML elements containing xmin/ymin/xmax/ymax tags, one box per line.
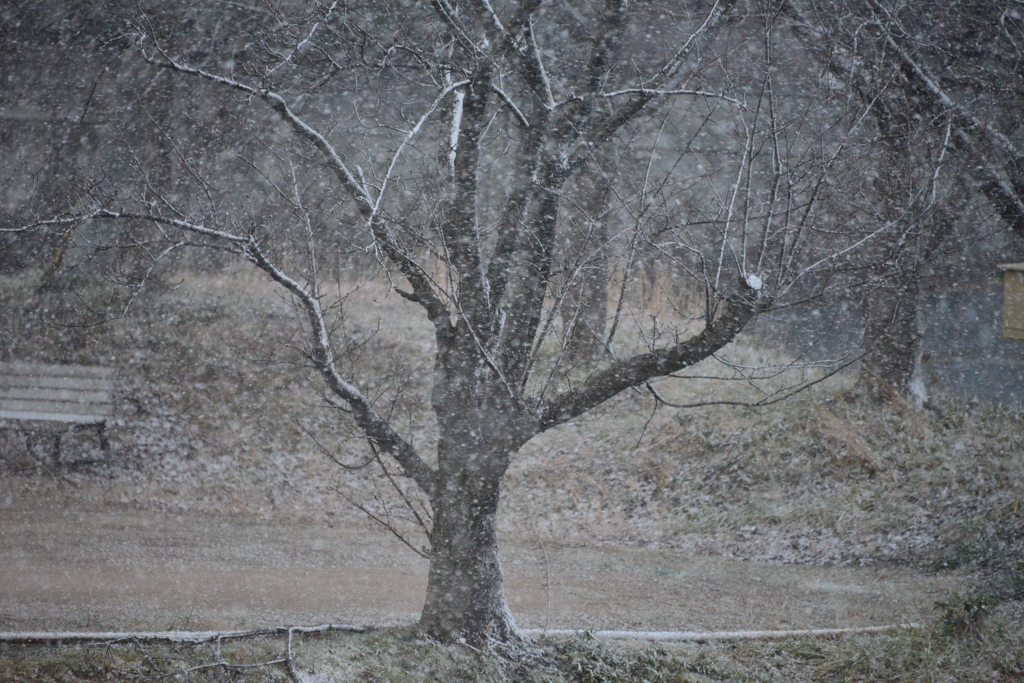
<box><xmin>861</xmin><ymin>270</ymin><xmax>923</xmax><ymax>402</ymax></box>
<box><xmin>419</xmin><ymin>463</ymin><xmax>518</xmax><ymax>644</ymax></box>
<box><xmin>419</xmin><ymin>323</ymin><xmax>530</xmax><ymax>644</ymax></box>
<box><xmin>857</xmin><ymin>87</ymin><xmax>928</xmax><ymax>404</ymax></box>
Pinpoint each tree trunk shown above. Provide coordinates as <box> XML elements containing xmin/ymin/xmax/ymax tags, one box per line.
<box><xmin>421</xmin><ymin>331</ymin><xmax>527</xmax><ymax>644</ymax></box>
<box><xmin>419</xmin><ymin>460</ymin><xmax>519</xmax><ymax>644</ymax></box>
<box><xmin>861</xmin><ymin>271</ymin><xmax>924</xmax><ymax>403</ymax></box>
<box><xmin>858</xmin><ymin>101</ymin><xmax>927</xmax><ymax>404</ymax></box>
<box><xmin>561</xmin><ymin>149</ymin><xmax>617</xmax><ymax>365</ymax></box>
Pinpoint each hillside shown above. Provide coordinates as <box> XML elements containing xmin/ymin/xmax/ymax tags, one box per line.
<box><xmin>1</xmin><ymin>268</ymin><xmax>1022</xmax><ymax>680</ymax></box>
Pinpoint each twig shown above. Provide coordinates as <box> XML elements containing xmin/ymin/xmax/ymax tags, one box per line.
<box><xmin>286</xmin><ymin>627</ymin><xmax>301</xmax><ymax>683</ymax></box>
<box><xmin>334</xmin><ymin>482</ymin><xmax>431</xmax><ymax>559</ymax></box>
<box><xmin>180</xmin><ymin>656</ymin><xmax>289</xmax><ymax>677</ymax></box>
<box><xmin>524</xmin><ymin>497</ymin><xmax>551</xmax><ymax>633</ymax></box>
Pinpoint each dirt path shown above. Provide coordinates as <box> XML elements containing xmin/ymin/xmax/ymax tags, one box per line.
<box><xmin>0</xmin><ymin>497</ymin><xmax>962</xmax><ymax>634</ymax></box>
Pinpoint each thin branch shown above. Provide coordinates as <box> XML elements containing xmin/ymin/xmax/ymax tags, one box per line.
<box><xmin>644</xmin><ymin>352</ymin><xmax>860</xmax><ymax>411</ymax></box>
<box><xmin>490</xmin><ymin>83</ymin><xmax>530</xmax><ymax>127</ymax></box>
<box><xmin>538</xmin><ymin>288</ymin><xmax>763</xmax><ymax>431</ymax></box>
<box><xmin>335</xmin><ymin>481</ymin><xmax>431</xmax><ymax>559</ymax></box>
<box><xmin>599</xmin><ymin>89</ymin><xmax>745</xmax><ymax>108</ymax></box>
<box><xmin>45</xmin><ymin>204</ymin><xmax>439</xmax><ymax>498</ymax></box>
<box><xmin>138</xmin><ymin>39</ymin><xmax>453</xmax><ymax>327</ymax></box>
<box><xmin>370</xmin><ymin>79</ymin><xmax>470</xmax><ymax>226</ymax></box>
<box><xmin>264</xmin><ymin>0</ymin><xmax>341</xmax><ymax>78</ymax></box>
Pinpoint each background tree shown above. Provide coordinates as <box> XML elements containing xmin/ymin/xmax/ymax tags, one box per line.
<box><xmin>0</xmin><ymin>2</ymin><xmax>123</xmax><ymax>273</ymax></box>
<box><xmin>8</xmin><ymin>0</ymin><xmax>891</xmax><ymax>645</ymax></box>
<box><xmin>783</xmin><ymin>0</ymin><xmax>1024</xmax><ymax>402</ymax></box>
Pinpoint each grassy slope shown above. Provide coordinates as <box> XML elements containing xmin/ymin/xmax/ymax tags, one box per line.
<box><xmin>1</xmin><ymin>269</ymin><xmax>1022</xmax><ymax>680</ymax></box>
<box><xmin>508</xmin><ymin>385</ymin><xmax>1024</xmax><ymax>570</ymax></box>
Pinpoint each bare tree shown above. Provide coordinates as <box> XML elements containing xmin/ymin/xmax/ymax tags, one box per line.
<box><xmin>8</xmin><ymin>0</ymin><xmax>890</xmax><ymax>644</ymax></box>
<box><xmin>783</xmin><ymin>0</ymin><xmax>1024</xmax><ymax>401</ymax></box>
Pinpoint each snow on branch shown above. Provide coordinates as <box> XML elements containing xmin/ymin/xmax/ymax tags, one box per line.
<box><xmin>876</xmin><ymin>16</ymin><xmax>1023</xmax><ymax>162</ymax></box>
<box><xmin>468</xmin><ymin>0</ymin><xmax>505</xmax><ymax>38</ymax></box>
<box><xmin>20</xmin><ymin>210</ymin><xmax>247</xmax><ymax>245</ymax></box>
<box><xmin>264</xmin><ymin>0</ymin><xmax>341</xmax><ymax>77</ymax></box>
<box><xmin>371</xmin><ymin>79</ymin><xmax>470</xmax><ymax>226</ymax></box>
<box><xmin>138</xmin><ymin>31</ymin><xmax>455</xmax><ymax>329</ymax></box>
<box><xmin>239</xmin><ymin>238</ymin><xmax>438</xmax><ymax>500</ymax></box>
<box><xmin>491</xmin><ymin>84</ymin><xmax>530</xmax><ymax>127</ymax></box>
<box><xmin>137</xmin><ymin>39</ymin><xmax>374</xmax><ymax>212</ymax></box>
<box><xmin>526</xmin><ymin>18</ymin><xmax>556</xmax><ymax>110</ymax></box>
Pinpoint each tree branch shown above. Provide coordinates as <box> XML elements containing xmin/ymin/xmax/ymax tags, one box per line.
<box><xmin>537</xmin><ymin>286</ymin><xmax>763</xmax><ymax>431</ymax></box>
<box><xmin>782</xmin><ymin>0</ymin><xmax>1024</xmax><ymax>235</ymax></box>
<box><xmin>56</xmin><ymin>208</ymin><xmax>439</xmax><ymax>500</ymax></box>
<box><xmin>138</xmin><ymin>40</ymin><xmax>454</xmax><ymax>331</ymax></box>
<box><xmin>241</xmin><ymin>239</ymin><xmax>438</xmax><ymax>500</ymax></box>
<box><xmin>567</xmin><ymin>0</ymin><xmax>739</xmax><ymax>172</ymax></box>
<box><xmin>444</xmin><ymin>67</ymin><xmax>493</xmax><ymax>329</ymax></box>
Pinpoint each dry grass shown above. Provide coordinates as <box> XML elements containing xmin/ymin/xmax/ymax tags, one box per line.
<box><xmin>507</xmin><ymin>382</ymin><xmax>1024</xmax><ymax>572</ymax></box>
<box><xmin>0</xmin><ymin>635</ymin><xmax>293</xmax><ymax>682</ymax></box>
<box><xmin>2</xmin><ymin>611</ymin><xmax>1022</xmax><ymax>682</ymax></box>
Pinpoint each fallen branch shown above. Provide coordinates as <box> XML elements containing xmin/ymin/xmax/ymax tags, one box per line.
<box><xmin>0</xmin><ymin>622</ymin><xmax>919</xmax><ymax>646</ymax></box>
<box><xmin>522</xmin><ymin>623</ymin><xmax>921</xmax><ymax>642</ymax></box>
<box><xmin>0</xmin><ymin>622</ymin><xmax>368</xmax><ymax>645</ymax></box>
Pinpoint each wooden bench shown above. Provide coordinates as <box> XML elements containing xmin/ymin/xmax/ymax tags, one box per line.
<box><xmin>0</xmin><ymin>361</ymin><xmax>115</xmax><ymax>462</ymax></box>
